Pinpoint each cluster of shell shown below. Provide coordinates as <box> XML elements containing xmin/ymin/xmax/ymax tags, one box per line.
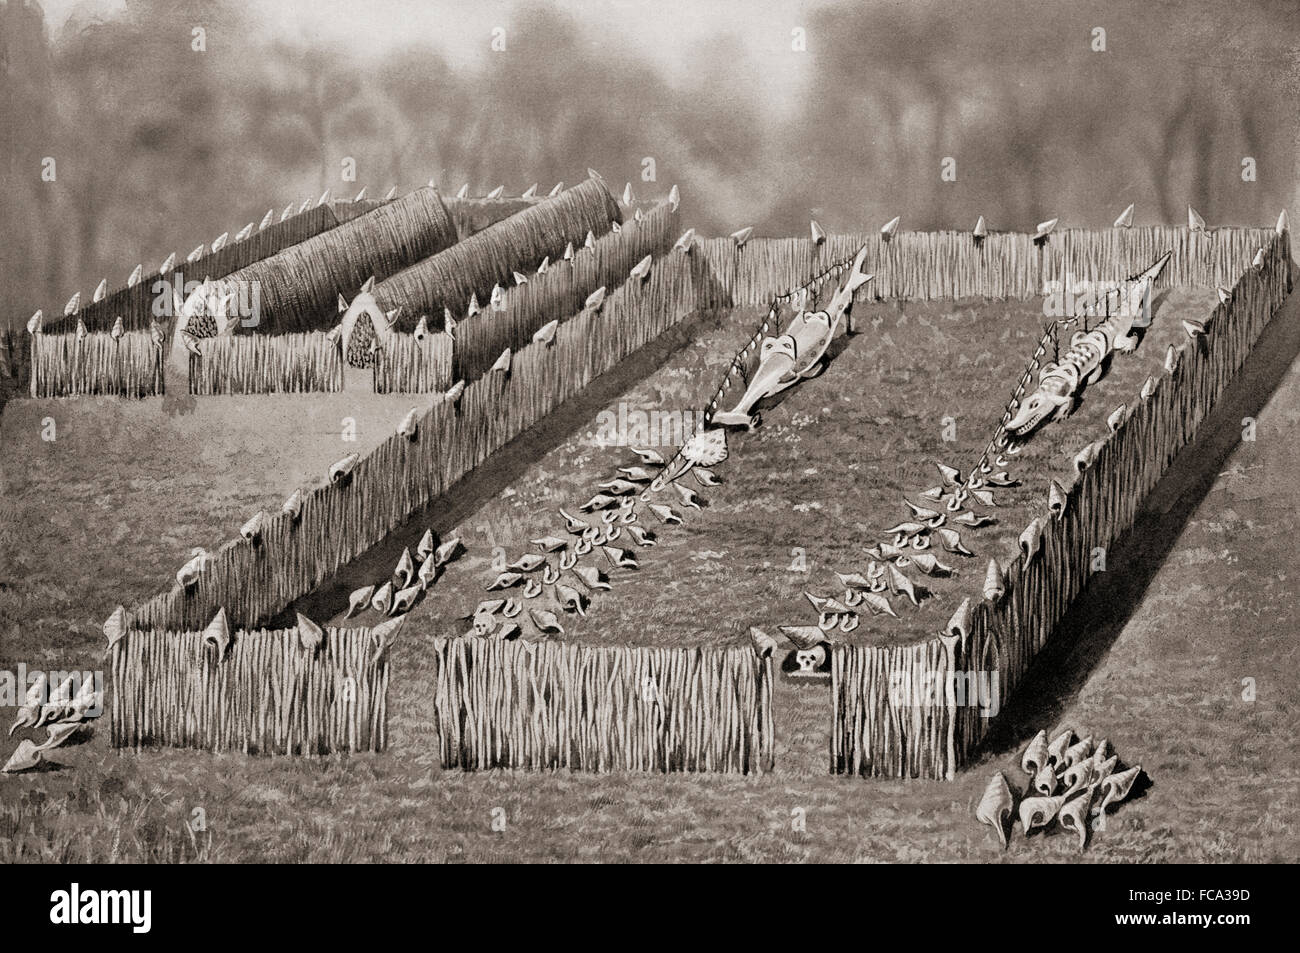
<box><xmin>3</xmin><ymin>672</ymin><xmax>103</xmax><ymax>774</ymax></box>
<box><xmin>344</xmin><ymin>529</ymin><xmax>465</xmax><ymax>624</ymax></box>
<box><xmin>789</xmin><ymin>456</ymin><xmax>1009</xmax><ymax>652</ymax></box>
<box><xmin>468</xmin><ymin>425</ymin><xmax>726</xmax><ymax>644</ymax></box>
<box><xmin>976</xmin><ymin>729</ymin><xmax>1144</xmax><ymax>851</ymax></box>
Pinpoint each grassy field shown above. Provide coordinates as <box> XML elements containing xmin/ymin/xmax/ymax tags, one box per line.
<box><xmin>1</xmin><ymin>287</ymin><xmax>1296</xmax><ymax>863</ymax></box>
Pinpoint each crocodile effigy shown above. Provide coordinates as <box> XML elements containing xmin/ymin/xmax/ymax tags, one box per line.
<box><xmin>1005</xmin><ymin>250</ymin><xmax>1172</xmax><ymax>439</ymax></box>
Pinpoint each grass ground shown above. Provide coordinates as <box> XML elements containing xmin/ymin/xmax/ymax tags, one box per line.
<box><xmin>1</xmin><ymin>287</ymin><xmax>1296</xmax><ymax>862</ymax></box>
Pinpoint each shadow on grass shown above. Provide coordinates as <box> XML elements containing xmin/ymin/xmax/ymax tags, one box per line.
<box><xmin>274</xmin><ymin>308</ymin><xmax>730</xmax><ymax>628</ymax></box>
<box><xmin>975</xmin><ymin>276</ymin><xmax>1300</xmax><ymax>760</ymax></box>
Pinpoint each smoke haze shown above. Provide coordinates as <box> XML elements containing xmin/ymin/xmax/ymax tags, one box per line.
<box><xmin>2</xmin><ymin>0</ymin><xmax>1298</xmax><ymax>329</ymax></box>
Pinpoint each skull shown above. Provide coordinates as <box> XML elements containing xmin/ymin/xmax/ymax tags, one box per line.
<box><xmin>472</xmin><ymin>612</ymin><xmax>496</xmax><ymax>636</ymax></box>
<box><xmin>795</xmin><ymin>644</ymin><xmax>826</xmax><ymax>672</ymax></box>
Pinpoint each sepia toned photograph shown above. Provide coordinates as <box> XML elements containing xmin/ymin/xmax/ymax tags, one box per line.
<box><xmin>1</xmin><ymin>0</ymin><xmax>1296</xmax><ymax>897</ymax></box>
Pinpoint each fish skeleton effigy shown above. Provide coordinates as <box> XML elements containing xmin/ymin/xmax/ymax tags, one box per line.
<box><xmin>1004</xmin><ymin>250</ymin><xmax>1172</xmax><ymax>439</ymax></box>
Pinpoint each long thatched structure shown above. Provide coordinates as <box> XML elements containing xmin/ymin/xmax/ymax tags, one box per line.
<box><xmin>451</xmin><ymin>201</ymin><xmax>678</xmax><ymax>381</ymax></box>
<box><xmin>40</xmin><ymin>204</ymin><xmax>343</xmax><ymax>336</ymax></box>
<box><xmin>432</xmin><ymin>637</ymin><xmax>774</xmax><ymax>773</ymax></box>
<box><xmin>443</xmin><ymin>196</ymin><xmax>541</xmax><ymax>238</ymax></box>
<box><xmin>29</xmin><ymin>330</ymin><xmax>162</xmax><ymax>397</ymax></box>
<box><xmin>370</xmin><ymin>178</ymin><xmax>622</xmax><ymax>331</ymax></box>
<box><xmin>126</xmin><ymin>247</ymin><xmax>702</xmax><ymax>632</ymax></box>
<box><xmin>831</xmin><ymin>229</ymin><xmax>1292</xmax><ymax>779</ymax></box>
<box><xmin>188</xmin><ymin>331</ymin><xmax>342</xmax><ymax>394</ymax></box>
<box><xmin>203</xmin><ymin>188</ymin><xmax>458</xmax><ymax>335</ymax></box>
<box><xmin>109</xmin><ymin>618</ymin><xmax>398</xmax><ymax>755</ymax></box>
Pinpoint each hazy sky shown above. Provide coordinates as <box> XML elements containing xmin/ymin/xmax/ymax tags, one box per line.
<box><xmin>39</xmin><ymin>0</ymin><xmax>829</xmax><ymax>106</ymax></box>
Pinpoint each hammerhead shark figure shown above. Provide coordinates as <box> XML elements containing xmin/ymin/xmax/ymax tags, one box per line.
<box><xmin>711</xmin><ymin>244</ymin><xmax>874</xmax><ymax>429</ymax></box>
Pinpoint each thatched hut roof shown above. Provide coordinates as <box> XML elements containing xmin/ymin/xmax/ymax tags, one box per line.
<box><xmin>370</xmin><ymin>178</ymin><xmax>621</xmax><ymax>333</ymax></box>
<box><xmin>41</xmin><ymin>204</ymin><xmax>344</xmax><ymax>336</ymax></box>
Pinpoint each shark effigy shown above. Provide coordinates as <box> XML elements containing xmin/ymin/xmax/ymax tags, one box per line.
<box><xmin>709</xmin><ymin>244</ymin><xmax>874</xmax><ymax>430</ymax></box>
<box><xmin>1004</xmin><ymin>250</ymin><xmax>1172</xmax><ymax>440</ymax></box>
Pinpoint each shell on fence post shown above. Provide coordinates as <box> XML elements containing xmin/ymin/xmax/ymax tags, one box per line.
<box><xmin>1113</xmin><ymin>203</ymin><xmax>1134</xmax><ymax>228</ymax></box>
<box><xmin>160</xmin><ymin>252</ymin><xmax>177</xmax><ymax>275</ymax></box>
<box><xmin>26</xmin><ymin>310</ymin><xmax>43</xmax><ymax>336</ymax></box>
<box><xmin>1277</xmin><ymin>209</ymin><xmax>1289</xmax><ymax>235</ymax></box>
<box><xmin>880</xmin><ymin>215</ymin><xmax>900</xmax><ymax>242</ymax></box>
<box><xmin>673</xmin><ymin>229</ymin><xmax>696</xmax><ymax>254</ymax></box>
<box><xmin>521</xmin><ymin>183</ymin><xmax>537</xmax><ymax>199</ymax></box>
<box><xmin>92</xmin><ymin>278</ymin><xmax>108</xmax><ymax>303</ymax></box>
<box><xmin>749</xmin><ymin>627</ymin><xmax>777</xmax><ymax>659</ymax></box>
<box><xmin>445</xmin><ymin>379</ymin><xmax>465</xmax><ymax>409</ymax></box>
<box><xmin>972</xmin><ymin>215</ymin><xmax>988</xmax><ymax>243</ymax></box>
<box><xmin>282</xmin><ymin>488</ymin><xmax>303</xmax><ymax>522</ymax></box>
<box><xmin>1164</xmin><ymin>344</ymin><xmax>1181</xmax><ymax>375</ymax></box>
<box><xmin>202</xmin><ymin>608</ymin><xmax>231</xmax><ymax>660</ymax></box>
<box><xmin>630</xmin><ymin>254</ymin><xmax>653</xmax><ymax>281</ymax></box>
<box><xmin>982</xmin><ymin>559</ymin><xmax>1005</xmax><ymax>602</ymax></box>
<box><xmin>668</xmin><ymin>184</ymin><xmax>680</xmax><ymax>212</ymax></box>
<box><xmin>1140</xmin><ymin>376</ymin><xmax>1158</xmax><ymax>401</ymax></box>
<box><xmin>1033</xmin><ymin>217</ymin><xmax>1058</xmax><ymax>243</ymax></box>
<box><xmin>532</xmin><ymin>319</ymin><xmax>558</xmax><ymax>346</ymax></box>
<box><xmin>370</xmin><ymin>614</ymin><xmax>406</xmax><ymax>666</ymax></box>
<box><xmin>489</xmin><ymin>348</ymin><xmax>512</xmax><ymax>378</ymax></box>
<box><xmin>103</xmin><ymin>605</ymin><xmax>128</xmax><ymax>651</ymax></box>
<box><xmin>259</xmin><ymin>208</ymin><xmax>275</xmax><ymax>230</ymax></box>
<box><xmin>810</xmin><ymin>220</ymin><xmax>826</xmax><ymax>246</ymax></box>
<box><xmin>128</xmin><ymin>263</ymin><xmax>144</xmax><ymax>287</ymax></box>
<box><xmin>296</xmin><ymin>612</ymin><xmax>326</xmax><ymax>652</ymax></box>
<box><xmin>1019</xmin><ymin>517</ymin><xmax>1044</xmax><ymax>561</ymax></box>
<box><xmin>945</xmin><ymin>597</ymin><xmax>972</xmax><ymax>644</ymax></box>
<box><xmin>239</xmin><ymin>511</ymin><xmax>265</xmax><ymax>544</ymax></box>
<box><xmin>1048</xmin><ymin>479</ymin><xmax>1067</xmax><ymax>521</ymax></box>
<box><xmin>1073</xmin><ymin>440</ymin><xmax>1098</xmax><ymax>473</ymax></box>
<box><xmin>1187</xmin><ymin>205</ymin><xmax>1206</xmax><ymax>231</ymax></box>
<box><xmin>317</xmin><ymin>189</ymin><xmax>331</xmax><ymax>206</ymax></box>
<box><xmin>329</xmin><ymin>452</ymin><xmax>359</xmax><ymax>485</ymax></box>
<box><xmin>1107</xmin><ymin>404</ymin><xmax>1127</xmax><ymax>433</ymax></box>
<box><xmin>548</xmin><ymin>182</ymin><xmax>563</xmax><ymax>197</ymax></box>
<box><xmin>730</xmin><ymin>226</ymin><xmax>754</xmax><ymax>249</ymax></box>
<box><xmin>396</xmin><ymin>407</ymin><xmax>420</xmax><ymax>441</ymax></box>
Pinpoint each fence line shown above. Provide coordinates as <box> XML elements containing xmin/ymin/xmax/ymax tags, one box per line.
<box><xmin>372</xmin><ymin>332</ymin><xmax>454</xmax><ymax>393</ymax></box>
<box><xmin>29</xmin><ymin>331</ymin><xmax>162</xmax><ymax>398</ymax></box>
<box><xmin>431</xmin><ymin>637</ymin><xmax>774</xmax><ymax>772</ymax></box>
<box><xmin>189</xmin><ymin>332</ymin><xmax>342</xmax><ymax>394</ymax></box>
<box><xmin>831</xmin><ymin>230</ymin><xmax>1291</xmax><ymax>778</ymax></box>
<box><xmin>699</xmin><ymin>226</ymin><xmax>1278</xmax><ymax>308</ymax></box>
<box><xmin>125</xmin><ymin>249</ymin><xmax>703</xmax><ymax>632</ymax></box>
<box><xmin>110</xmin><ymin>621</ymin><xmax>396</xmax><ymax>755</ymax></box>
